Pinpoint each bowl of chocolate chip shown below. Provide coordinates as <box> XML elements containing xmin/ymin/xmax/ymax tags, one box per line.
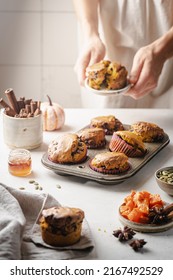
<box><xmin>1</xmin><ymin>88</ymin><xmax>43</xmax><ymax>150</ymax></box>
<box><xmin>155</xmin><ymin>166</ymin><xmax>173</xmax><ymax>196</ymax></box>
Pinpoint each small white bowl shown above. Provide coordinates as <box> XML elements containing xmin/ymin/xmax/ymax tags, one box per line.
<box><xmin>155</xmin><ymin>166</ymin><xmax>173</xmax><ymax>196</ymax></box>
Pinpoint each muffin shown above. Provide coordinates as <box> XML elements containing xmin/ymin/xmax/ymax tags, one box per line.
<box><xmin>39</xmin><ymin>206</ymin><xmax>85</xmax><ymax>247</ymax></box>
<box><xmin>87</xmin><ymin>60</ymin><xmax>110</xmax><ymax>90</ymax></box>
<box><xmin>89</xmin><ymin>151</ymin><xmax>130</xmax><ymax>174</ymax></box>
<box><xmin>78</xmin><ymin>127</ymin><xmax>106</xmax><ymax>149</ymax></box>
<box><xmin>109</xmin><ymin>131</ymin><xmax>147</xmax><ymax>157</ymax></box>
<box><xmin>48</xmin><ymin>133</ymin><xmax>87</xmax><ymax>164</ymax></box>
<box><xmin>90</xmin><ymin>115</ymin><xmax>124</xmax><ymax>135</ymax></box>
<box><xmin>86</xmin><ymin>60</ymin><xmax>128</xmax><ymax>90</ymax></box>
<box><xmin>106</xmin><ymin>62</ymin><xmax>128</xmax><ymax>90</ymax></box>
<box><xmin>130</xmin><ymin>121</ymin><xmax>164</xmax><ymax>142</ymax></box>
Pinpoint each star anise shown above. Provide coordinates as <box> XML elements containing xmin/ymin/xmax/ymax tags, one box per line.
<box><xmin>113</xmin><ymin>226</ymin><xmax>136</xmax><ymax>242</ymax></box>
<box><xmin>148</xmin><ymin>203</ymin><xmax>173</xmax><ymax>224</ymax></box>
<box><xmin>129</xmin><ymin>239</ymin><xmax>147</xmax><ymax>251</ymax></box>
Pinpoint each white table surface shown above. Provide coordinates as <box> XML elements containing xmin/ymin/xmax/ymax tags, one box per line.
<box><xmin>0</xmin><ymin>108</ymin><xmax>173</xmax><ymax>260</ymax></box>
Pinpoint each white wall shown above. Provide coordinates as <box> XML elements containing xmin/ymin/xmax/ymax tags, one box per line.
<box><xmin>0</xmin><ymin>0</ymin><xmax>81</xmax><ymax>108</ymax></box>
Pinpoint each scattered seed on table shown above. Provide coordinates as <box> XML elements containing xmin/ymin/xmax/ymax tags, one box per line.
<box><xmin>28</xmin><ymin>180</ymin><xmax>35</xmax><ymax>184</ymax></box>
<box><xmin>19</xmin><ymin>187</ymin><xmax>25</xmax><ymax>190</ymax></box>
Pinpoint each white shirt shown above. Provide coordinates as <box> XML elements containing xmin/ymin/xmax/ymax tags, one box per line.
<box><xmin>81</xmin><ymin>0</ymin><xmax>173</xmax><ymax>108</ymax></box>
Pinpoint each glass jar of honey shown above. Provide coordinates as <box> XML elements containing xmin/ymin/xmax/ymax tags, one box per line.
<box><xmin>8</xmin><ymin>149</ymin><xmax>32</xmax><ymax>176</ymax></box>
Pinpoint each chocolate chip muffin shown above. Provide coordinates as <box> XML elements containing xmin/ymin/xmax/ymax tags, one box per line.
<box><xmin>106</xmin><ymin>61</ymin><xmax>128</xmax><ymax>90</ymax></box>
<box><xmin>90</xmin><ymin>115</ymin><xmax>124</xmax><ymax>135</ymax></box>
<box><xmin>39</xmin><ymin>206</ymin><xmax>85</xmax><ymax>247</ymax></box>
<box><xmin>89</xmin><ymin>151</ymin><xmax>130</xmax><ymax>174</ymax></box>
<box><xmin>130</xmin><ymin>121</ymin><xmax>164</xmax><ymax>142</ymax></box>
<box><xmin>87</xmin><ymin>60</ymin><xmax>128</xmax><ymax>90</ymax></box>
<box><xmin>48</xmin><ymin>133</ymin><xmax>87</xmax><ymax>164</ymax></box>
<box><xmin>78</xmin><ymin>127</ymin><xmax>106</xmax><ymax>149</ymax></box>
<box><xmin>86</xmin><ymin>60</ymin><xmax>110</xmax><ymax>90</ymax></box>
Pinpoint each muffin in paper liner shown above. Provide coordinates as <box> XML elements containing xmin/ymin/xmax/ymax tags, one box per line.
<box><xmin>89</xmin><ymin>151</ymin><xmax>130</xmax><ymax>175</ymax></box>
<box><xmin>90</xmin><ymin>115</ymin><xmax>124</xmax><ymax>135</ymax></box>
<box><xmin>78</xmin><ymin>128</ymin><xmax>106</xmax><ymax>149</ymax></box>
<box><xmin>89</xmin><ymin>160</ymin><xmax>130</xmax><ymax>174</ymax></box>
<box><xmin>109</xmin><ymin>132</ymin><xmax>146</xmax><ymax>157</ymax></box>
<box><xmin>130</xmin><ymin>121</ymin><xmax>165</xmax><ymax>143</ymax></box>
<box><xmin>48</xmin><ymin>133</ymin><xmax>88</xmax><ymax>164</ymax></box>
<box><xmin>85</xmin><ymin>139</ymin><xmax>106</xmax><ymax>149</ymax></box>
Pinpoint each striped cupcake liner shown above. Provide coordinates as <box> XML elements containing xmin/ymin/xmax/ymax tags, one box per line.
<box><xmin>109</xmin><ymin>134</ymin><xmax>144</xmax><ymax>157</ymax></box>
<box><xmin>48</xmin><ymin>153</ymin><xmax>88</xmax><ymax>164</ymax></box>
<box><xmin>89</xmin><ymin>160</ymin><xmax>130</xmax><ymax>174</ymax></box>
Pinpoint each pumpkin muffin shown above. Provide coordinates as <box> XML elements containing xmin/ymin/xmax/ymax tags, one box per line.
<box><xmin>86</xmin><ymin>60</ymin><xmax>110</xmax><ymax>90</ymax></box>
<box><xmin>89</xmin><ymin>151</ymin><xmax>130</xmax><ymax>174</ymax></box>
<box><xmin>109</xmin><ymin>131</ymin><xmax>147</xmax><ymax>157</ymax></box>
<box><xmin>48</xmin><ymin>133</ymin><xmax>87</xmax><ymax>164</ymax></box>
<box><xmin>78</xmin><ymin>127</ymin><xmax>106</xmax><ymax>149</ymax></box>
<box><xmin>39</xmin><ymin>206</ymin><xmax>84</xmax><ymax>247</ymax></box>
<box><xmin>86</xmin><ymin>60</ymin><xmax>128</xmax><ymax>90</ymax></box>
<box><xmin>106</xmin><ymin>61</ymin><xmax>128</xmax><ymax>90</ymax></box>
<box><xmin>90</xmin><ymin>115</ymin><xmax>124</xmax><ymax>135</ymax></box>
<box><xmin>130</xmin><ymin>121</ymin><xmax>164</xmax><ymax>142</ymax></box>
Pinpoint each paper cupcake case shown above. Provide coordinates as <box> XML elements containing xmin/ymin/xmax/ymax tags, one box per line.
<box><xmin>89</xmin><ymin>159</ymin><xmax>130</xmax><ymax>175</ymax></box>
<box><xmin>109</xmin><ymin>133</ymin><xmax>145</xmax><ymax>157</ymax></box>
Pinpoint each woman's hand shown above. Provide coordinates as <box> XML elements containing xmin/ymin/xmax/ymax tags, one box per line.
<box><xmin>125</xmin><ymin>43</ymin><xmax>165</xmax><ymax>99</ymax></box>
<box><xmin>74</xmin><ymin>35</ymin><xmax>106</xmax><ymax>86</ymax></box>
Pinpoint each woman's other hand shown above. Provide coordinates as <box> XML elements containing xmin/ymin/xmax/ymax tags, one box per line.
<box><xmin>74</xmin><ymin>35</ymin><xmax>106</xmax><ymax>86</ymax></box>
<box><xmin>125</xmin><ymin>43</ymin><xmax>165</xmax><ymax>99</ymax></box>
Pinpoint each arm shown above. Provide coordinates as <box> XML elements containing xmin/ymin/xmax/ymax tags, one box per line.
<box><xmin>73</xmin><ymin>0</ymin><xmax>100</xmax><ymax>38</ymax></box>
<box><xmin>73</xmin><ymin>0</ymin><xmax>106</xmax><ymax>85</ymax></box>
<box><xmin>126</xmin><ymin>27</ymin><xmax>173</xmax><ymax>99</ymax></box>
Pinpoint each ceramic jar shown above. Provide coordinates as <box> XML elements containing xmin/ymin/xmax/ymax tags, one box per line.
<box><xmin>3</xmin><ymin>112</ymin><xmax>43</xmax><ymax>150</ymax></box>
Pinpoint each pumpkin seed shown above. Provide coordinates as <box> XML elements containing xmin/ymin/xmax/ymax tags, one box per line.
<box><xmin>157</xmin><ymin>169</ymin><xmax>173</xmax><ymax>184</ymax></box>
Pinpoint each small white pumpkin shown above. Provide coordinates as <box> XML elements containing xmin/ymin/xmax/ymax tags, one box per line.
<box><xmin>41</xmin><ymin>95</ymin><xmax>65</xmax><ymax>131</ymax></box>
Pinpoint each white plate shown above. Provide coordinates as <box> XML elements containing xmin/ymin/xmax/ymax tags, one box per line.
<box><xmin>85</xmin><ymin>78</ymin><xmax>132</xmax><ymax>96</ymax></box>
<box><xmin>119</xmin><ymin>206</ymin><xmax>173</xmax><ymax>233</ymax></box>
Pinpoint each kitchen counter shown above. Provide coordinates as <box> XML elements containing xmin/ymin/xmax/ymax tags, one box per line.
<box><xmin>0</xmin><ymin>108</ymin><xmax>173</xmax><ymax>260</ymax></box>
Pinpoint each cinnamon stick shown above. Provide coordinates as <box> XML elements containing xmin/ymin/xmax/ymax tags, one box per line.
<box><xmin>25</xmin><ymin>104</ymin><xmax>31</xmax><ymax>114</ymax></box>
<box><xmin>17</xmin><ymin>100</ymin><xmax>25</xmax><ymax>110</ymax></box>
<box><xmin>0</xmin><ymin>98</ymin><xmax>16</xmax><ymax>116</ymax></box>
<box><xmin>4</xmin><ymin>107</ymin><xmax>16</xmax><ymax>117</ymax></box>
<box><xmin>37</xmin><ymin>101</ymin><xmax>41</xmax><ymax>109</ymax></box>
<box><xmin>163</xmin><ymin>203</ymin><xmax>173</xmax><ymax>216</ymax></box>
<box><xmin>0</xmin><ymin>98</ymin><xmax>15</xmax><ymax>114</ymax></box>
<box><xmin>27</xmin><ymin>112</ymin><xmax>34</xmax><ymax>118</ymax></box>
<box><xmin>24</xmin><ymin>99</ymin><xmax>32</xmax><ymax>105</ymax></box>
<box><xmin>5</xmin><ymin>88</ymin><xmax>20</xmax><ymax>114</ymax></box>
<box><xmin>19</xmin><ymin>108</ymin><xmax>27</xmax><ymax>118</ymax></box>
<box><xmin>30</xmin><ymin>101</ymin><xmax>37</xmax><ymax>114</ymax></box>
<box><xmin>0</xmin><ymin>98</ymin><xmax>9</xmax><ymax>109</ymax></box>
<box><xmin>34</xmin><ymin>108</ymin><xmax>41</xmax><ymax>116</ymax></box>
